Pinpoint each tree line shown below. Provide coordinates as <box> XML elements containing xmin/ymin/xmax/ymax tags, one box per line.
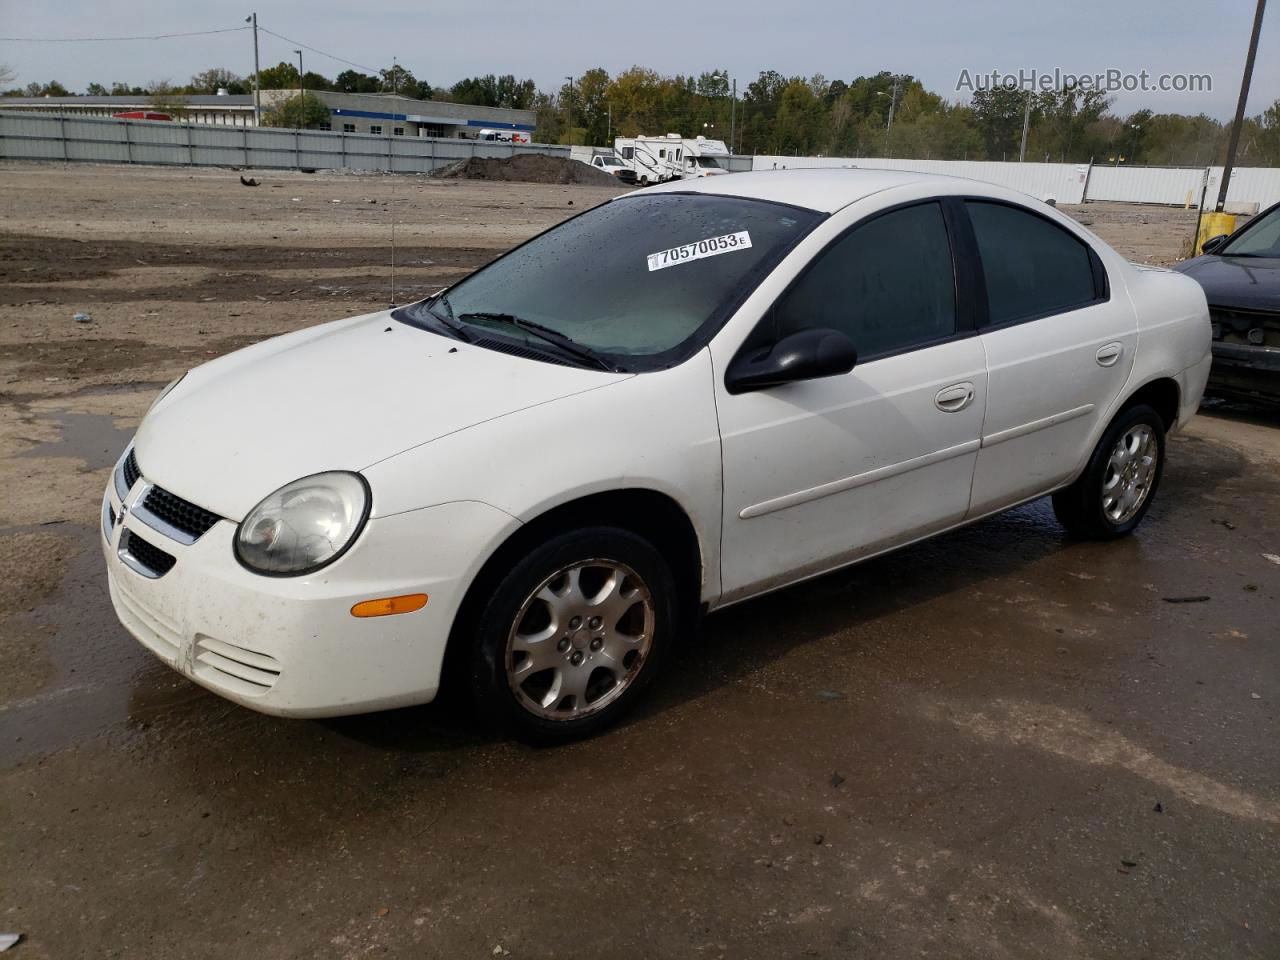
<box><xmin>4</xmin><ymin>61</ymin><xmax>1279</xmax><ymax>166</ymax></box>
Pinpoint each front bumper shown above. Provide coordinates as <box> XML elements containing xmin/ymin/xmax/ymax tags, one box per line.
<box><xmin>102</xmin><ymin>460</ymin><xmax>519</xmax><ymax>717</ymax></box>
<box><xmin>1208</xmin><ymin>341</ymin><xmax>1280</xmax><ymax>401</ymax></box>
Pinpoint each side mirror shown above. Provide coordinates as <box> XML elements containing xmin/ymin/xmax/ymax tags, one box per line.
<box><xmin>725</xmin><ymin>328</ymin><xmax>858</xmax><ymax>394</ymax></box>
<box><xmin>1201</xmin><ymin>234</ymin><xmax>1229</xmax><ymax>254</ymax></box>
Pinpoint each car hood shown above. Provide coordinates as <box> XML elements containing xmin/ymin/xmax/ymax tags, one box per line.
<box><xmin>1176</xmin><ymin>254</ymin><xmax>1280</xmax><ymax>312</ymax></box>
<box><xmin>134</xmin><ymin>310</ymin><xmax>630</xmax><ymax>521</ymax></box>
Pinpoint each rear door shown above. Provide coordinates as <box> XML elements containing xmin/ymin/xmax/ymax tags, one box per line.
<box><xmin>962</xmin><ymin>200</ymin><xmax>1136</xmax><ymax>515</ymax></box>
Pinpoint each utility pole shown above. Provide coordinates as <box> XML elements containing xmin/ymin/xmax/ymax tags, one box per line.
<box><xmin>712</xmin><ymin>72</ymin><xmax>737</xmax><ymax>154</ymax></box>
<box><xmin>730</xmin><ymin>77</ymin><xmax>737</xmax><ymax>154</ymax></box>
<box><xmin>886</xmin><ymin>76</ymin><xmax>900</xmax><ymax>129</ymax></box>
<box><xmin>392</xmin><ymin>55</ymin><xmax>398</xmax><ymax>96</ymax></box>
<box><xmin>294</xmin><ymin>49</ymin><xmax>304</xmax><ymax>129</ymax></box>
<box><xmin>1018</xmin><ymin>89</ymin><xmax>1032</xmax><ymax>162</ymax></box>
<box><xmin>245</xmin><ymin>13</ymin><xmax>261</xmax><ymax>126</ymax></box>
<box><xmin>607</xmin><ymin>102</ymin><xmax>612</xmax><ymax>145</ymax></box>
<box><xmin>564</xmin><ymin>75</ymin><xmax>573</xmax><ymax>142</ymax></box>
<box><xmin>1217</xmin><ymin>0</ymin><xmax>1267</xmax><ymax>211</ymax></box>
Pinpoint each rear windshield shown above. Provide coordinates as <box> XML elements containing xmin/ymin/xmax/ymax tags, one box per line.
<box><xmin>398</xmin><ymin>193</ymin><xmax>822</xmax><ymax>371</ymax></box>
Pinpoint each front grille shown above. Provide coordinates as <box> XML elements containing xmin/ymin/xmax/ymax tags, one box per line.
<box><xmin>141</xmin><ymin>485</ymin><xmax>221</xmax><ymax>541</ymax></box>
<box><xmin>120</xmin><ymin>529</ymin><xmax>176</xmax><ymax>577</ymax></box>
<box><xmin>122</xmin><ymin>449</ymin><xmax>141</xmax><ymax>489</ymax></box>
<box><xmin>1210</xmin><ymin>306</ymin><xmax>1279</xmax><ymax>348</ymax></box>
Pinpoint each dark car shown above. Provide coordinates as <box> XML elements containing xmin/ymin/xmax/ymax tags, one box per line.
<box><xmin>1176</xmin><ymin>201</ymin><xmax>1280</xmax><ymax>402</ymax></box>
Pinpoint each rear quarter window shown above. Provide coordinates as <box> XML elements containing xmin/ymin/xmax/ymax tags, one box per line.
<box><xmin>966</xmin><ymin>201</ymin><xmax>1100</xmax><ymax>326</ymax></box>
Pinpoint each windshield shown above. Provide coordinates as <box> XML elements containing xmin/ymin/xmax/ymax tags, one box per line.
<box><xmin>397</xmin><ymin>193</ymin><xmax>822</xmax><ymax>371</ymax></box>
<box><xmin>1221</xmin><ymin>205</ymin><xmax>1280</xmax><ymax>257</ymax></box>
<box><xmin>695</xmin><ymin>156</ymin><xmax>724</xmax><ymax>168</ymax></box>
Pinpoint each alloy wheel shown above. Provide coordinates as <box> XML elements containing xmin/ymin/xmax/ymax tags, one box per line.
<box><xmin>1101</xmin><ymin>423</ymin><xmax>1158</xmax><ymax>523</ymax></box>
<box><xmin>505</xmin><ymin>559</ymin><xmax>655</xmax><ymax>721</ymax></box>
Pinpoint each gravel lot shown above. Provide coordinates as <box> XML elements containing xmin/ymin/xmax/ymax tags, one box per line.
<box><xmin>1</xmin><ymin>162</ymin><xmax>1277</xmax><ymax>960</ymax></box>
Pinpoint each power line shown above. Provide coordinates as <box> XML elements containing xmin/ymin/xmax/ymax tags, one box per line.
<box><xmin>1</xmin><ymin>21</ymin><xmax>383</xmax><ymax>78</ymax></box>
<box><xmin>256</xmin><ymin>26</ymin><xmax>380</xmax><ymax>74</ymax></box>
<box><xmin>0</xmin><ymin>26</ymin><xmax>249</xmax><ymax>42</ymax></box>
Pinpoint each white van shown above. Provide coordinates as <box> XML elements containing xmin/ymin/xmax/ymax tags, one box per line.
<box><xmin>478</xmin><ymin>129</ymin><xmax>532</xmax><ymax>145</ymax></box>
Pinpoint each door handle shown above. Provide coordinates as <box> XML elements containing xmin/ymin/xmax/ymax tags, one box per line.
<box><xmin>934</xmin><ymin>382</ymin><xmax>975</xmax><ymax>413</ymax></box>
<box><xmin>1096</xmin><ymin>342</ymin><xmax>1123</xmax><ymax>367</ymax></box>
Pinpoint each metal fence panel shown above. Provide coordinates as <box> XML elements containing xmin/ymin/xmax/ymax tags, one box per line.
<box><xmin>1205</xmin><ymin>167</ymin><xmax>1280</xmax><ymax>211</ymax></box>
<box><xmin>0</xmin><ymin>109</ymin><xmax>574</xmax><ymax>176</ymax></box>
<box><xmin>7</xmin><ymin>111</ymin><xmax>1276</xmax><ymax>207</ymax></box>
<box><xmin>1086</xmin><ymin>166</ymin><xmax>1206</xmax><ymax>205</ymax></box>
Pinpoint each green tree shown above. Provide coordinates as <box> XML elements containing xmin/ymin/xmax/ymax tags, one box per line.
<box><xmin>24</xmin><ymin>80</ymin><xmax>71</xmax><ymax>97</ymax></box>
<box><xmin>301</xmin><ymin>71</ymin><xmax>333</xmax><ymax>92</ymax></box>
<box><xmin>573</xmin><ymin>68</ymin><xmax>611</xmax><ymax>145</ymax></box>
<box><xmin>452</xmin><ymin>74</ymin><xmax>537</xmax><ymax>109</ymax></box>
<box><xmin>335</xmin><ymin>69</ymin><xmax>380</xmax><ymax>93</ymax></box>
<box><xmin>1031</xmin><ymin>87</ymin><xmax>1111</xmax><ymax>162</ymax></box>
<box><xmin>85</xmin><ymin>82</ymin><xmax>109</xmax><ymax>96</ymax></box>
<box><xmin>380</xmin><ymin>64</ymin><xmax>430</xmax><ymax>99</ymax></box>
<box><xmin>532</xmin><ymin>90</ymin><xmax>565</xmax><ymax>144</ymax></box>
<box><xmin>1253</xmin><ymin>99</ymin><xmax>1280</xmax><ymax>166</ymax></box>
<box><xmin>970</xmin><ymin>84</ymin><xmax>1027</xmax><ymax>160</ymax></box>
<box><xmin>189</xmin><ymin>67</ymin><xmax>248</xmax><ymax>94</ymax></box>
<box><xmin>773</xmin><ymin>78</ymin><xmax>824</xmax><ymax>154</ymax></box>
<box><xmin>263</xmin><ymin>93</ymin><xmax>330</xmax><ymax>129</ymax></box>
<box><xmin>146</xmin><ymin>80</ymin><xmax>188</xmax><ymax>116</ymax></box>
<box><xmin>258</xmin><ymin>61</ymin><xmax>300</xmax><ymax>90</ymax></box>
<box><xmin>451</xmin><ymin>74</ymin><xmax>498</xmax><ymax>105</ymax></box>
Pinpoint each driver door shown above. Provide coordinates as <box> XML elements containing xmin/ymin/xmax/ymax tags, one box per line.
<box><xmin>713</xmin><ymin>199</ymin><xmax>988</xmax><ymax>603</ymax></box>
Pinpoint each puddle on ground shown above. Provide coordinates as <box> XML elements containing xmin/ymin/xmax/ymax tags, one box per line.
<box><xmin>16</xmin><ymin>410</ymin><xmax>134</xmax><ymax>471</ymax></box>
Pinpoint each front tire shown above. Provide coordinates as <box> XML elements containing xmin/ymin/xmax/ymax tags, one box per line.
<box><xmin>468</xmin><ymin>527</ymin><xmax>676</xmax><ymax>745</ymax></box>
<box><xmin>1052</xmin><ymin>403</ymin><xmax>1165</xmax><ymax>539</ymax></box>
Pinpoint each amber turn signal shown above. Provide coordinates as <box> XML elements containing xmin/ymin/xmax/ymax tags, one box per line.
<box><xmin>351</xmin><ymin>594</ymin><xmax>428</xmax><ymax>618</ymax></box>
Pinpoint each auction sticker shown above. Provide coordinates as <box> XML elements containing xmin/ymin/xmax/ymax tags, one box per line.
<box><xmin>647</xmin><ymin>231</ymin><xmax>752</xmax><ymax>272</ymax></box>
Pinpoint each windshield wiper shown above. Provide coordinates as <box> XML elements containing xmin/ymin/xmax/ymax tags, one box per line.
<box><xmin>425</xmin><ymin>293</ymin><xmax>474</xmax><ymax>342</ymax></box>
<box><xmin>457</xmin><ymin>312</ymin><xmax>619</xmax><ymax>372</ymax></box>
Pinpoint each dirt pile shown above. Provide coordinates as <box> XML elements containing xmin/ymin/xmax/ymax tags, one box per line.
<box><xmin>432</xmin><ymin>154</ymin><xmax>621</xmax><ymax>186</ymax></box>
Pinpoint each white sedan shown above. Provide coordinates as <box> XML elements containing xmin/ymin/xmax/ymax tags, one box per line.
<box><xmin>102</xmin><ymin>169</ymin><xmax>1211</xmax><ymax>743</ymax></box>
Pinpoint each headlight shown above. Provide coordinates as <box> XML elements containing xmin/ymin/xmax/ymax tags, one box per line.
<box><xmin>147</xmin><ymin>373</ymin><xmax>186</xmax><ymax>416</ymax></box>
<box><xmin>235</xmin><ymin>472</ymin><xmax>370</xmax><ymax>576</ymax></box>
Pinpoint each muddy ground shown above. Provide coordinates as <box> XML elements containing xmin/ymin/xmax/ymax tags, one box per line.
<box><xmin>1</xmin><ymin>162</ymin><xmax>1277</xmax><ymax>959</ymax></box>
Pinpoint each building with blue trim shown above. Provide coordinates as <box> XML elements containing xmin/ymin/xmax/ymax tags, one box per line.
<box><xmin>1</xmin><ymin>90</ymin><xmax>536</xmax><ymax>139</ymax></box>
<box><xmin>262</xmin><ymin>90</ymin><xmax>536</xmax><ymax>139</ymax></box>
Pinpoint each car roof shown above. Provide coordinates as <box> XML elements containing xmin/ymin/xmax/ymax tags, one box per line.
<box><xmin>636</xmin><ymin>167</ymin><xmax>985</xmax><ymax>214</ymax></box>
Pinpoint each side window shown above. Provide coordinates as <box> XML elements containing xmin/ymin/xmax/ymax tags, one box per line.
<box><xmin>369</xmin><ymin>124</ymin><xmax>383</xmax><ymax>135</ymax></box>
<box><xmin>966</xmin><ymin>201</ymin><xmax>1099</xmax><ymax>326</ymax></box>
<box><xmin>342</xmin><ymin>123</ymin><xmax>355</xmax><ymax>133</ymax></box>
<box><xmin>622</xmin><ymin>146</ymin><xmax>633</xmax><ymax>160</ymax></box>
<box><xmin>774</xmin><ymin>202</ymin><xmax>957</xmax><ymax>359</ymax></box>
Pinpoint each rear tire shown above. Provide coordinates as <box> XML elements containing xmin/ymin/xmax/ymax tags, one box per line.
<box><xmin>467</xmin><ymin>527</ymin><xmax>676</xmax><ymax>745</ymax></box>
<box><xmin>1052</xmin><ymin>403</ymin><xmax>1165</xmax><ymax>540</ymax></box>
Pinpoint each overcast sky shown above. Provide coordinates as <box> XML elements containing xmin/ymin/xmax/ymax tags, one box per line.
<box><xmin>2</xmin><ymin>0</ymin><xmax>1276</xmax><ymax>119</ymax></box>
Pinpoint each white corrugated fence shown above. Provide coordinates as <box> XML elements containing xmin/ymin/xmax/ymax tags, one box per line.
<box><xmin>4</xmin><ymin>109</ymin><xmax>1280</xmax><ymax>209</ymax></box>
<box><xmin>0</xmin><ymin>109</ymin><xmax>570</xmax><ymax>174</ymax></box>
